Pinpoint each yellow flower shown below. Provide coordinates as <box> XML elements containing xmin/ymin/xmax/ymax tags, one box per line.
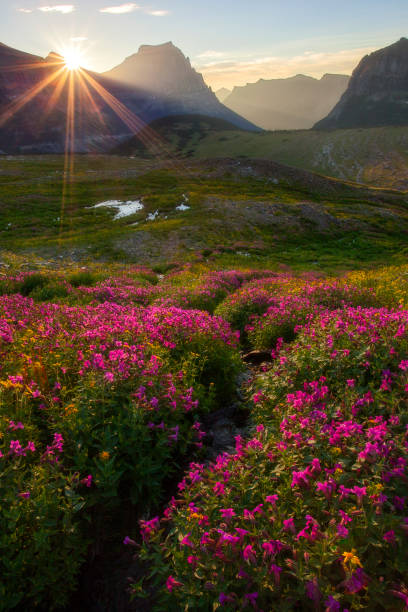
<box><xmin>342</xmin><ymin>549</ymin><xmax>362</xmax><ymax>569</ymax></box>
<box><xmin>100</xmin><ymin>451</ymin><xmax>110</xmax><ymax>461</ymax></box>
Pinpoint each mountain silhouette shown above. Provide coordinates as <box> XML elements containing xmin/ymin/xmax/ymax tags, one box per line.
<box><xmin>314</xmin><ymin>38</ymin><xmax>408</xmax><ymax>129</ymax></box>
<box><xmin>222</xmin><ymin>73</ymin><xmax>349</xmax><ymax>130</ymax></box>
<box><xmin>0</xmin><ymin>41</ymin><xmax>258</xmax><ymax>153</ymax></box>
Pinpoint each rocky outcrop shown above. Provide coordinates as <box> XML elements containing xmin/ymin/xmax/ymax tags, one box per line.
<box><xmin>314</xmin><ymin>38</ymin><xmax>408</xmax><ymax>129</ymax></box>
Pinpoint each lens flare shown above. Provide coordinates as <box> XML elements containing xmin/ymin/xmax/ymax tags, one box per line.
<box><xmin>63</xmin><ymin>48</ymin><xmax>82</xmax><ymax>71</ymax></box>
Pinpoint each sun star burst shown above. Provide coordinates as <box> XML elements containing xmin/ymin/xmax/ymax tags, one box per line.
<box><xmin>63</xmin><ymin>48</ymin><xmax>82</xmax><ymax>71</ymax></box>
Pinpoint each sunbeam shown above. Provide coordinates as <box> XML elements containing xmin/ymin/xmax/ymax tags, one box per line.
<box><xmin>0</xmin><ymin>66</ymin><xmax>65</xmax><ymax>127</ymax></box>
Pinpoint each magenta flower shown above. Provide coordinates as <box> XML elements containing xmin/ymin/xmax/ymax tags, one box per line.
<box><xmin>81</xmin><ymin>474</ymin><xmax>93</xmax><ymax>487</ymax></box>
<box><xmin>325</xmin><ymin>595</ymin><xmax>340</xmax><ymax>611</ymax></box>
<box><xmin>166</xmin><ymin>575</ymin><xmax>182</xmax><ymax>592</ymax></box>
<box><xmin>337</xmin><ymin>524</ymin><xmax>349</xmax><ymax>538</ymax></box>
<box><xmin>383</xmin><ymin>530</ymin><xmax>396</xmax><ymax>544</ymax></box>
<box><xmin>282</xmin><ymin>518</ymin><xmax>295</xmax><ymax>533</ymax></box>
<box><xmin>219</xmin><ymin>508</ymin><xmax>236</xmax><ymax>520</ymax></box>
<box><xmin>219</xmin><ymin>592</ymin><xmax>235</xmax><ymax>605</ymax></box>
<box><xmin>213</xmin><ymin>481</ymin><xmax>226</xmax><ymax>496</ymax></box>
<box><xmin>270</xmin><ymin>563</ymin><xmax>282</xmax><ymax>585</ymax></box>
<box><xmin>344</xmin><ymin>568</ymin><xmax>369</xmax><ymax>594</ymax></box>
<box><xmin>180</xmin><ymin>533</ymin><xmax>194</xmax><ymax>548</ymax></box>
<box><xmin>123</xmin><ymin>536</ymin><xmax>137</xmax><ymax>546</ymax></box>
<box><xmin>242</xmin><ymin>544</ymin><xmax>256</xmax><ymax>563</ymax></box>
<box><xmin>187</xmin><ymin>555</ymin><xmax>199</xmax><ymax>567</ymax></box>
<box><xmin>244</xmin><ymin>592</ymin><xmax>258</xmax><ymax>608</ymax></box>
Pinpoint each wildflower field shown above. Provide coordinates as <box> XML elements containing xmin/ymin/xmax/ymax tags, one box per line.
<box><xmin>0</xmin><ymin>261</ymin><xmax>407</xmax><ymax>610</ymax></box>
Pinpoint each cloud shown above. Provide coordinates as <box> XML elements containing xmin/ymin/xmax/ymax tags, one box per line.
<box><xmin>196</xmin><ymin>46</ymin><xmax>374</xmax><ymax>90</ymax></box>
<box><xmin>38</xmin><ymin>4</ymin><xmax>75</xmax><ymax>13</ymax></box>
<box><xmin>17</xmin><ymin>8</ymin><xmax>33</xmax><ymax>12</ymax></box>
<box><xmin>100</xmin><ymin>2</ymin><xmax>140</xmax><ymax>13</ymax></box>
<box><xmin>145</xmin><ymin>9</ymin><xmax>169</xmax><ymax>16</ymax></box>
<box><xmin>197</xmin><ymin>50</ymin><xmax>226</xmax><ymax>59</ymax></box>
<box><xmin>70</xmin><ymin>36</ymin><xmax>88</xmax><ymax>41</ymax></box>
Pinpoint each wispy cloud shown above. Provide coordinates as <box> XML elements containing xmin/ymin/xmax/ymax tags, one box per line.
<box><xmin>197</xmin><ymin>50</ymin><xmax>227</xmax><ymax>59</ymax></box>
<box><xmin>17</xmin><ymin>8</ymin><xmax>34</xmax><ymax>13</ymax></box>
<box><xmin>38</xmin><ymin>4</ymin><xmax>75</xmax><ymax>13</ymax></box>
<box><xmin>196</xmin><ymin>46</ymin><xmax>373</xmax><ymax>90</ymax></box>
<box><xmin>100</xmin><ymin>2</ymin><xmax>140</xmax><ymax>13</ymax></box>
<box><xmin>145</xmin><ymin>9</ymin><xmax>169</xmax><ymax>16</ymax></box>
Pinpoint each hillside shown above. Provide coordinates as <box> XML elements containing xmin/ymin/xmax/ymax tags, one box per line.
<box><xmin>111</xmin><ymin>114</ymin><xmax>247</xmax><ymax>156</ymax></box>
<box><xmin>1</xmin><ymin>155</ymin><xmax>408</xmax><ymax>271</ymax></box>
<box><xmin>223</xmin><ymin>74</ymin><xmax>349</xmax><ymax>130</ymax></box>
<box><xmin>118</xmin><ymin>122</ymin><xmax>408</xmax><ymax>190</ymax></box>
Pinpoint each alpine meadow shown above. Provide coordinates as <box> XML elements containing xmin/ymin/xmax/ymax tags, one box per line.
<box><xmin>0</xmin><ymin>2</ymin><xmax>408</xmax><ymax>610</ymax></box>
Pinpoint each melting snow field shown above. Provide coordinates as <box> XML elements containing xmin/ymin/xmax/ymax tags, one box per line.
<box><xmin>91</xmin><ymin>200</ymin><xmax>144</xmax><ymax>220</ymax></box>
<box><xmin>175</xmin><ymin>194</ymin><xmax>190</xmax><ymax>211</ymax></box>
<box><xmin>175</xmin><ymin>203</ymin><xmax>190</xmax><ymax>211</ymax></box>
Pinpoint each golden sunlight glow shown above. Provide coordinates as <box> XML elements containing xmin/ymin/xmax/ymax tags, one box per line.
<box><xmin>63</xmin><ymin>48</ymin><xmax>83</xmax><ymax>71</ymax></box>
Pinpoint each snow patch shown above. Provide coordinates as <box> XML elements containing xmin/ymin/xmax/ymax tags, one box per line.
<box><xmin>146</xmin><ymin>210</ymin><xmax>159</xmax><ymax>221</ymax></box>
<box><xmin>176</xmin><ymin>193</ymin><xmax>190</xmax><ymax>211</ymax></box>
<box><xmin>175</xmin><ymin>203</ymin><xmax>190</xmax><ymax>211</ymax></box>
<box><xmin>91</xmin><ymin>200</ymin><xmax>144</xmax><ymax>220</ymax></box>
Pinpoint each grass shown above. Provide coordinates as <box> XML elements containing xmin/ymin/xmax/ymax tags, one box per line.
<box><xmin>1</xmin><ymin>154</ymin><xmax>408</xmax><ymax>272</ymax></box>
<box><xmin>114</xmin><ymin>120</ymin><xmax>408</xmax><ymax>190</ymax></box>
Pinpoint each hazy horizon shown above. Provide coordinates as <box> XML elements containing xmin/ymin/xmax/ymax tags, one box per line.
<box><xmin>0</xmin><ymin>0</ymin><xmax>406</xmax><ymax>90</ymax></box>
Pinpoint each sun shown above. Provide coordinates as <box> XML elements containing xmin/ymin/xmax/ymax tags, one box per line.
<box><xmin>63</xmin><ymin>48</ymin><xmax>82</xmax><ymax>71</ymax></box>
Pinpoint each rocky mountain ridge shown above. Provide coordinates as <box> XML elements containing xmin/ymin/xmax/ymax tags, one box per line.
<box><xmin>314</xmin><ymin>37</ymin><xmax>408</xmax><ymax>129</ymax></box>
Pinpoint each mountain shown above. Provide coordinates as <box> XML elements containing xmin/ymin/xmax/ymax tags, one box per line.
<box><xmin>314</xmin><ymin>38</ymin><xmax>408</xmax><ymax>129</ymax></box>
<box><xmin>215</xmin><ymin>88</ymin><xmax>231</xmax><ymax>102</ymax></box>
<box><xmin>222</xmin><ymin>73</ymin><xmax>349</xmax><ymax>130</ymax></box>
<box><xmin>102</xmin><ymin>42</ymin><xmax>258</xmax><ymax>131</ymax></box>
<box><xmin>0</xmin><ymin>41</ymin><xmax>258</xmax><ymax>153</ymax></box>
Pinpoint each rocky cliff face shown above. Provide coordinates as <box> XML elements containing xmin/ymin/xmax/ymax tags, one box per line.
<box><xmin>314</xmin><ymin>38</ymin><xmax>408</xmax><ymax>129</ymax></box>
<box><xmin>0</xmin><ymin>41</ymin><xmax>258</xmax><ymax>153</ymax></box>
<box><xmin>104</xmin><ymin>42</ymin><xmax>206</xmax><ymax>96</ymax></box>
<box><xmin>222</xmin><ymin>73</ymin><xmax>349</xmax><ymax>130</ymax></box>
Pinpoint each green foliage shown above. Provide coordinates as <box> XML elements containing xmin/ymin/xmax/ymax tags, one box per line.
<box><xmin>68</xmin><ymin>271</ymin><xmax>99</xmax><ymax>287</ymax></box>
<box><xmin>19</xmin><ymin>273</ymin><xmax>48</xmax><ymax>296</ymax></box>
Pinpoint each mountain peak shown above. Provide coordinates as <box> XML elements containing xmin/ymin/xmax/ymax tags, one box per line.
<box><xmin>138</xmin><ymin>41</ymin><xmax>177</xmax><ymax>54</ymax></box>
<box><xmin>104</xmin><ymin>41</ymin><xmax>207</xmax><ymax>97</ymax></box>
<box><xmin>314</xmin><ymin>37</ymin><xmax>408</xmax><ymax>129</ymax></box>
<box><xmin>46</xmin><ymin>51</ymin><xmax>63</xmax><ymax>63</ymax></box>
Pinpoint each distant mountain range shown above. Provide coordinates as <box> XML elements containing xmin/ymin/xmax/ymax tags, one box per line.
<box><xmin>314</xmin><ymin>37</ymin><xmax>408</xmax><ymax>129</ymax></box>
<box><xmin>0</xmin><ymin>41</ymin><xmax>258</xmax><ymax>153</ymax></box>
<box><xmin>1</xmin><ymin>36</ymin><xmax>408</xmax><ymax>154</ymax></box>
<box><xmin>221</xmin><ymin>74</ymin><xmax>349</xmax><ymax>130</ymax></box>
<box><xmin>215</xmin><ymin>88</ymin><xmax>232</xmax><ymax>103</ymax></box>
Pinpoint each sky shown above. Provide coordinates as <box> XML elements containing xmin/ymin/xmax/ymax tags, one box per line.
<box><xmin>1</xmin><ymin>1</ymin><xmax>407</xmax><ymax>90</ymax></box>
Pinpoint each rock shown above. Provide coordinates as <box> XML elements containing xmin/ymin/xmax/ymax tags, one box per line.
<box><xmin>242</xmin><ymin>350</ymin><xmax>273</xmax><ymax>364</ymax></box>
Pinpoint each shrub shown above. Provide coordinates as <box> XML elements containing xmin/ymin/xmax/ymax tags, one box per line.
<box><xmin>135</xmin><ymin>305</ymin><xmax>408</xmax><ymax>611</ymax></box>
